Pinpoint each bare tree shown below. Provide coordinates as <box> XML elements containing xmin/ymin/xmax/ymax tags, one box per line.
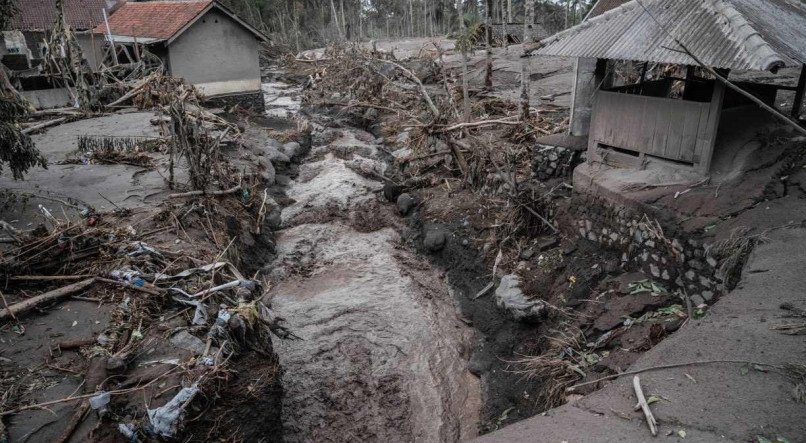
<box><xmin>520</xmin><ymin>0</ymin><xmax>534</xmax><ymax>122</ymax></box>
<box><xmin>329</xmin><ymin>0</ymin><xmax>343</xmax><ymax>40</ymax></box>
<box><xmin>458</xmin><ymin>0</ymin><xmax>471</xmax><ymax>122</ymax></box>
<box><xmin>484</xmin><ymin>0</ymin><xmax>493</xmax><ymax>90</ymax></box>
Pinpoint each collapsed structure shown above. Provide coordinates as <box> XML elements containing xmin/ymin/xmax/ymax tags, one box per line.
<box><xmin>546</xmin><ymin>0</ymin><xmax>805</xmax><ymax>174</ymax></box>
<box><xmin>0</xmin><ymin>0</ymin><xmax>268</xmax><ymax>110</ymax></box>
<box><xmin>94</xmin><ymin>0</ymin><xmax>268</xmax><ymax>108</ymax></box>
<box><xmin>532</xmin><ymin>0</ymin><xmax>806</xmax><ymax>307</ymax></box>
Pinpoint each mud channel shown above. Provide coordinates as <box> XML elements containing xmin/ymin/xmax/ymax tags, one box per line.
<box><xmin>257</xmin><ymin>67</ymin><xmax>554</xmax><ymax>441</ymax></box>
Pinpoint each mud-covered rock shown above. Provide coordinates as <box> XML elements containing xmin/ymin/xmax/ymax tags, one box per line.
<box><xmin>424</xmin><ymin>228</ymin><xmax>447</xmax><ymax>252</ymax></box>
<box><xmin>383</xmin><ymin>182</ymin><xmax>402</xmax><ymax>202</ymax></box>
<box><xmin>397</xmin><ymin>193</ymin><xmax>415</xmax><ymax>215</ymax></box>
<box><xmin>262</xmin><ymin>140</ymin><xmax>291</xmax><ymax>163</ymax></box>
<box><xmin>494</xmin><ymin>274</ymin><xmax>546</xmax><ymax>323</ymax></box>
<box><xmin>266</xmin><ymin>208</ymin><xmax>282</xmax><ymax>230</ymax></box>
<box><xmin>259</xmin><ymin>158</ymin><xmax>276</xmax><ymax>185</ymax></box>
<box><xmin>283</xmin><ymin>141</ymin><xmax>302</xmax><ymax>159</ymax></box>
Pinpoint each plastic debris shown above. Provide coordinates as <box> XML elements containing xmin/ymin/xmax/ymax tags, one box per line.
<box><xmin>147</xmin><ymin>385</ymin><xmax>199</xmax><ymax>437</ymax></box>
<box><xmin>118</xmin><ymin>422</ymin><xmax>137</xmax><ymax>441</ymax></box>
<box><xmin>90</xmin><ymin>392</ymin><xmax>111</xmax><ymax>411</ymax></box>
<box><xmin>207</xmin><ymin>308</ymin><xmax>231</xmax><ymax>340</ymax></box>
<box><xmin>126</xmin><ymin>241</ymin><xmax>163</xmax><ymax>258</ymax></box>
<box><xmin>172</xmin><ymin>297</ymin><xmax>209</xmax><ymax>326</ymax></box>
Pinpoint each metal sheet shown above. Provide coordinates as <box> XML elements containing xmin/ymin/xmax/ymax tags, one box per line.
<box><xmin>537</xmin><ymin>0</ymin><xmax>806</xmax><ymax>71</ymax></box>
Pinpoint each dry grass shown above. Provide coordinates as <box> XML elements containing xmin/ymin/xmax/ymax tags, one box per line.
<box><xmin>508</xmin><ymin>325</ymin><xmax>587</xmax><ymax>410</ymax></box>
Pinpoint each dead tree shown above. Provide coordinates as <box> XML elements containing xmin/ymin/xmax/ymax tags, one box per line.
<box><xmin>485</xmin><ymin>0</ymin><xmax>494</xmax><ymax>90</ymax></box>
<box><xmin>520</xmin><ymin>0</ymin><xmax>535</xmax><ymax>122</ymax></box>
<box><xmin>457</xmin><ymin>0</ymin><xmax>471</xmax><ymax>123</ymax></box>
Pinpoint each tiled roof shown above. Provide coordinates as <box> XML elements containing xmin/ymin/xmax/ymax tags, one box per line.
<box><xmin>96</xmin><ymin>0</ymin><xmax>212</xmax><ymax>40</ymax></box>
<box><xmin>537</xmin><ymin>0</ymin><xmax>806</xmax><ymax>71</ymax></box>
<box><xmin>11</xmin><ymin>0</ymin><xmax>123</xmax><ymax>31</ymax></box>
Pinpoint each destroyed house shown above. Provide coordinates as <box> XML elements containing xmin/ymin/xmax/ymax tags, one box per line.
<box><xmin>536</xmin><ymin>0</ymin><xmax>806</xmax><ymax>175</ymax></box>
<box><xmin>2</xmin><ymin>0</ymin><xmax>121</xmax><ymax>72</ymax></box>
<box><xmin>95</xmin><ymin>0</ymin><xmax>268</xmax><ymax>106</ymax></box>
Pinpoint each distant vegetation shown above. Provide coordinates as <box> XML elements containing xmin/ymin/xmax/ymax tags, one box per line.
<box><xmin>220</xmin><ymin>0</ymin><xmax>596</xmax><ymax>51</ymax></box>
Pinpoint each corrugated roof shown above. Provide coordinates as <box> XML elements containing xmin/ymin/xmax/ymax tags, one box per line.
<box><xmin>537</xmin><ymin>0</ymin><xmax>806</xmax><ymax>71</ymax></box>
<box><xmin>11</xmin><ymin>0</ymin><xmax>123</xmax><ymax>31</ymax></box>
<box><xmin>96</xmin><ymin>0</ymin><xmax>212</xmax><ymax>40</ymax></box>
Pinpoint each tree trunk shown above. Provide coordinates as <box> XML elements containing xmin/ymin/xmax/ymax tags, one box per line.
<box><xmin>459</xmin><ymin>0</ymin><xmax>470</xmax><ymax>123</ymax></box>
<box><xmin>329</xmin><ymin>0</ymin><xmax>343</xmax><ymax>40</ymax></box>
<box><xmin>409</xmin><ymin>0</ymin><xmax>414</xmax><ymax>36</ymax></box>
<box><xmin>485</xmin><ymin>0</ymin><xmax>493</xmax><ymax>90</ymax></box>
<box><xmin>521</xmin><ymin>0</ymin><xmax>534</xmax><ymax>122</ymax></box>
<box><xmin>502</xmin><ymin>0</ymin><xmax>509</xmax><ymax>51</ymax></box>
<box><xmin>339</xmin><ymin>0</ymin><xmax>347</xmax><ymax>40</ymax></box>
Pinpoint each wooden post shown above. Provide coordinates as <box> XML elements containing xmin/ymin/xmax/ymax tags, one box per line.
<box><xmin>792</xmin><ymin>64</ymin><xmax>806</xmax><ymax>118</ymax></box>
<box><xmin>697</xmin><ymin>78</ymin><xmax>726</xmax><ymax>174</ymax></box>
<box><xmin>683</xmin><ymin>64</ymin><xmax>695</xmax><ymax>99</ymax></box>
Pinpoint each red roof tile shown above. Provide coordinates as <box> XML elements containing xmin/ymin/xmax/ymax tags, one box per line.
<box><xmin>96</xmin><ymin>0</ymin><xmax>212</xmax><ymax>40</ymax></box>
<box><xmin>12</xmin><ymin>0</ymin><xmax>124</xmax><ymax>31</ymax></box>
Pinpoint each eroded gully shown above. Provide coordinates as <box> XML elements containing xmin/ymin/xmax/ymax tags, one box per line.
<box><xmin>262</xmin><ymin>109</ymin><xmax>481</xmax><ymax>441</ymax></box>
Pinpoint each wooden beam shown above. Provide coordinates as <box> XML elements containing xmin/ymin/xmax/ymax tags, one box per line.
<box><xmin>792</xmin><ymin>64</ymin><xmax>806</xmax><ymax>118</ymax></box>
<box><xmin>698</xmin><ymin>79</ymin><xmax>726</xmax><ymax>175</ymax></box>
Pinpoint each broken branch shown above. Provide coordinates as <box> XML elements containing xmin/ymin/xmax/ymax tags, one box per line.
<box><xmin>0</xmin><ymin>278</ymin><xmax>96</xmax><ymax>321</ymax></box>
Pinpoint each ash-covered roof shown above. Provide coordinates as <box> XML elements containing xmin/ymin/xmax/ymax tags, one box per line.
<box><xmin>11</xmin><ymin>0</ymin><xmax>123</xmax><ymax>32</ymax></box>
<box><xmin>94</xmin><ymin>0</ymin><xmax>267</xmax><ymax>44</ymax></box>
<box><xmin>538</xmin><ymin>0</ymin><xmax>806</xmax><ymax>72</ymax></box>
<box><xmin>586</xmin><ymin>0</ymin><xmax>630</xmax><ymax>19</ymax></box>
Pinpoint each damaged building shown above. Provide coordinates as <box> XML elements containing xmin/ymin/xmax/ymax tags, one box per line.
<box><xmin>94</xmin><ymin>0</ymin><xmax>269</xmax><ymax>110</ymax></box>
<box><xmin>539</xmin><ymin>0</ymin><xmax>805</xmax><ymax>175</ymax></box>
<box><xmin>1</xmin><ymin>0</ymin><xmax>122</xmax><ymax>108</ymax></box>
<box><xmin>532</xmin><ymin>0</ymin><xmax>806</xmax><ymax>305</ymax></box>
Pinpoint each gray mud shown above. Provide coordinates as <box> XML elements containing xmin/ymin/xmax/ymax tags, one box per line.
<box><xmin>266</xmin><ymin>126</ymin><xmax>481</xmax><ymax>442</ymax></box>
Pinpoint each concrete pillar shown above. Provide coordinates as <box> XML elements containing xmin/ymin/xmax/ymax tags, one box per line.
<box><xmin>569</xmin><ymin>57</ymin><xmax>608</xmax><ymax>137</ymax></box>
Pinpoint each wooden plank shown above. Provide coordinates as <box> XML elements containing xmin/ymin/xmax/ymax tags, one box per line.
<box><xmin>698</xmin><ymin>81</ymin><xmax>726</xmax><ymax>174</ymax></box>
<box><xmin>651</xmin><ymin>98</ymin><xmax>669</xmax><ymax>157</ymax></box>
<box><xmin>693</xmin><ymin>103</ymin><xmax>711</xmax><ymax>164</ymax></box>
<box><xmin>792</xmin><ymin>64</ymin><xmax>806</xmax><ymax>118</ymax></box>
<box><xmin>664</xmin><ymin>102</ymin><xmax>686</xmax><ymax>159</ymax></box>
<box><xmin>678</xmin><ymin>103</ymin><xmax>702</xmax><ymax>162</ymax></box>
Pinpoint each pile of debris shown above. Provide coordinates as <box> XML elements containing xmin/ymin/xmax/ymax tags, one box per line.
<box><xmin>0</xmin><ymin>186</ymin><xmax>290</xmax><ymax>440</ymax></box>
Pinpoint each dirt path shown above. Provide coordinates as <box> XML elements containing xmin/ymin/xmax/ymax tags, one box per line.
<box><xmin>267</xmin><ymin>126</ymin><xmax>480</xmax><ymax>442</ymax></box>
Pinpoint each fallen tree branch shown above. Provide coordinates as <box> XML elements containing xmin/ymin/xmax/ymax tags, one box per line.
<box><xmin>22</xmin><ymin>117</ymin><xmax>67</xmax><ymax>134</ymax></box>
<box><xmin>168</xmin><ymin>185</ymin><xmax>242</xmax><ymax>199</ymax></box>
<box><xmin>0</xmin><ymin>365</ymin><xmax>177</xmax><ymax>417</ymax></box>
<box><xmin>379</xmin><ymin>59</ymin><xmax>440</xmax><ymax>120</ymax></box>
<box><xmin>0</xmin><ymin>278</ymin><xmax>96</xmax><ymax>321</ymax></box>
<box><xmin>8</xmin><ymin>274</ymin><xmax>94</xmax><ymax>282</ymax></box>
<box><xmin>439</xmin><ymin>118</ymin><xmax>521</xmax><ymax>132</ymax></box>
<box><xmin>633</xmin><ymin>376</ymin><xmax>658</xmax><ymax>436</ymax></box>
<box><xmin>566</xmin><ymin>359</ymin><xmax>784</xmax><ymax>392</ymax></box>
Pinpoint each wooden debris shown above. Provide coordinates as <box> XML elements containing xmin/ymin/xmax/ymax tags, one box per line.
<box><xmin>0</xmin><ymin>278</ymin><xmax>96</xmax><ymax>321</ymax></box>
<box><xmin>633</xmin><ymin>376</ymin><xmax>658</xmax><ymax>436</ymax></box>
<box><xmin>168</xmin><ymin>185</ymin><xmax>242</xmax><ymax>199</ymax></box>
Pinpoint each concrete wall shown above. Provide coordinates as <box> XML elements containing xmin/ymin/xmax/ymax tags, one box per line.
<box><xmin>75</xmin><ymin>32</ymin><xmax>106</xmax><ymax>69</ymax></box>
<box><xmin>167</xmin><ymin>9</ymin><xmax>261</xmax><ymax>97</ymax></box>
<box><xmin>21</xmin><ymin>87</ymin><xmax>73</xmax><ymax>109</ymax></box>
<box><xmin>569</xmin><ymin>58</ymin><xmax>598</xmax><ymax>137</ymax></box>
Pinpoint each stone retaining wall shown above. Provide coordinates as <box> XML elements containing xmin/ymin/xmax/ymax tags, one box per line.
<box><xmin>205</xmin><ymin>91</ymin><xmax>265</xmax><ymax>113</ymax></box>
<box><xmin>562</xmin><ymin>192</ymin><xmax>722</xmax><ymax>306</ymax></box>
<box><xmin>533</xmin><ymin>146</ymin><xmax>586</xmax><ymax>180</ymax></box>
